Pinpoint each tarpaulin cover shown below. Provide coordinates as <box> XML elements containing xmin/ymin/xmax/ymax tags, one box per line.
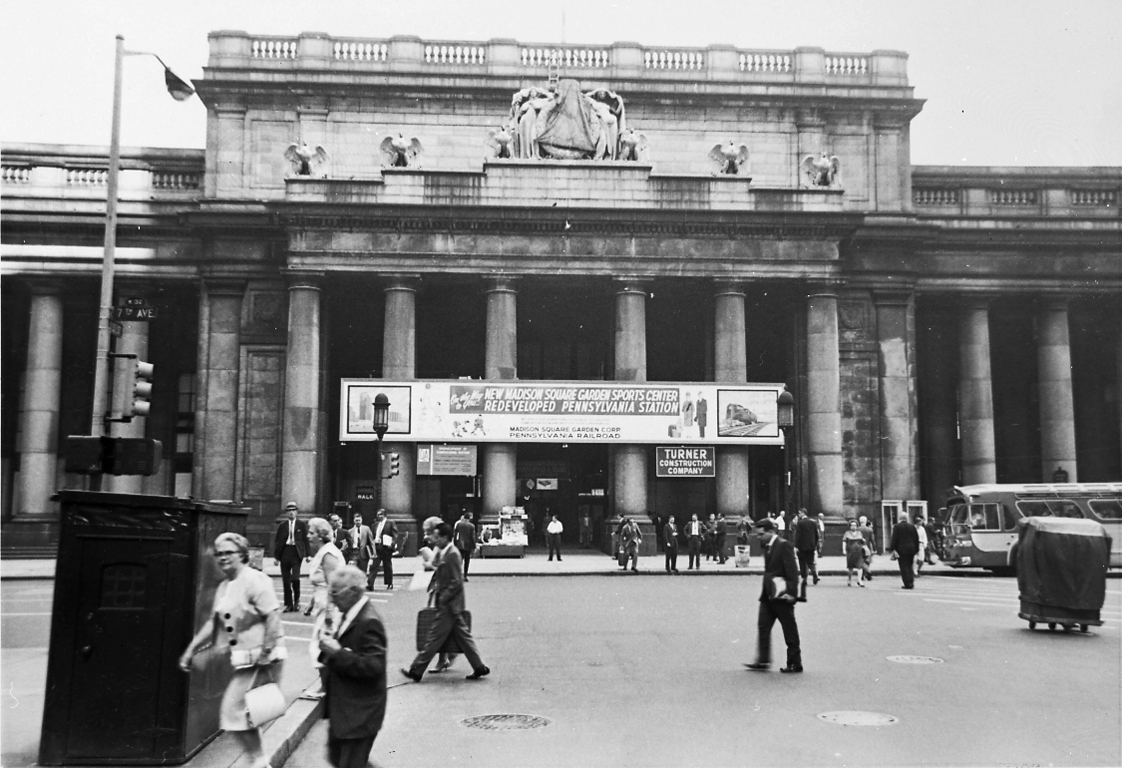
<box><xmin>1016</xmin><ymin>516</ymin><xmax>1111</xmax><ymax>611</ymax></box>
<box><xmin>536</xmin><ymin>79</ymin><xmax>599</xmax><ymax>153</ymax></box>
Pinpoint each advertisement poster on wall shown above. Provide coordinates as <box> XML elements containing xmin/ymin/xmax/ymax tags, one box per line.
<box><xmin>340</xmin><ymin>379</ymin><xmax>785</xmax><ymax>445</ymax></box>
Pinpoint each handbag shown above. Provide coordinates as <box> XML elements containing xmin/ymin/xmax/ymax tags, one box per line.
<box><xmin>244</xmin><ymin>665</ymin><xmax>286</xmax><ymax>729</ymax></box>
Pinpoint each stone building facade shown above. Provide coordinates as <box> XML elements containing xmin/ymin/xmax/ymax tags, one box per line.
<box><xmin>2</xmin><ymin>33</ymin><xmax>1120</xmax><ymax>555</ymax></box>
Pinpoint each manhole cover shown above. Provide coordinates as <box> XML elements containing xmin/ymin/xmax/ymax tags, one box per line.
<box><xmin>461</xmin><ymin>714</ymin><xmax>552</xmax><ymax>731</ymax></box>
<box><xmin>818</xmin><ymin>711</ymin><xmax>899</xmax><ymax>726</ymax></box>
<box><xmin>887</xmin><ymin>655</ymin><xmax>945</xmax><ymax>664</ymax></box>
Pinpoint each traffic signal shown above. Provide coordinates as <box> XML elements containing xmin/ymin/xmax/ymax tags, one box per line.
<box><xmin>114</xmin><ymin>354</ymin><xmax>154</xmax><ymax>420</ymax></box>
<box><xmin>388</xmin><ymin>451</ymin><xmax>400</xmax><ymax>478</ymax></box>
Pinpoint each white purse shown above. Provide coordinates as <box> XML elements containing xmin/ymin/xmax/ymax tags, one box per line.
<box><xmin>244</xmin><ymin>665</ymin><xmax>286</xmax><ymax>728</ymax></box>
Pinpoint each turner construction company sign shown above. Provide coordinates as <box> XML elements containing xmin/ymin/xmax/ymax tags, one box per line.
<box><xmin>656</xmin><ymin>447</ymin><xmax>716</xmax><ymax>477</ymax></box>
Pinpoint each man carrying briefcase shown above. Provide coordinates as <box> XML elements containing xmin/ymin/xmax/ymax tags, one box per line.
<box><xmin>402</xmin><ymin>522</ymin><xmax>491</xmax><ymax>683</ymax></box>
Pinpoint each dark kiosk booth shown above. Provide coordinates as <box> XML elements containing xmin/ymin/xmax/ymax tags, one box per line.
<box><xmin>40</xmin><ymin>491</ymin><xmax>247</xmax><ymax>765</ymax></box>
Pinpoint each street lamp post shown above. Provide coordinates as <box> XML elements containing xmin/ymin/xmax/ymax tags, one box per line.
<box><xmin>777</xmin><ymin>388</ymin><xmax>795</xmax><ymax>517</ymax></box>
<box><xmin>372</xmin><ymin>393</ymin><xmax>390</xmax><ymax>509</ymax></box>
<box><xmin>89</xmin><ymin>35</ymin><xmax>195</xmax><ymax>438</ymax></box>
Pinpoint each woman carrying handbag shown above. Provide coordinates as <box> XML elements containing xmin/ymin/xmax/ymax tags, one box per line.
<box><xmin>180</xmin><ymin>532</ymin><xmax>286</xmax><ymax>768</ymax></box>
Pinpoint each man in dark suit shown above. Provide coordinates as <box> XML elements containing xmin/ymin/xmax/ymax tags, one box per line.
<box><xmin>346</xmin><ymin>512</ymin><xmax>375</xmax><ymax>580</ymax></box>
<box><xmin>369</xmin><ymin>508</ymin><xmax>398</xmax><ymax>591</ymax></box>
<box><xmin>792</xmin><ymin>508</ymin><xmax>821</xmax><ymax>600</ymax></box>
<box><xmin>714</xmin><ymin>512</ymin><xmax>728</xmax><ymax>564</ymax></box>
<box><xmin>318</xmin><ymin>566</ymin><xmax>387</xmax><ymax>768</ymax></box>
<box><xmin>401</xmin><ymin>523</ymin><xmax>490</xmax><ymax>682</ymax></box>
<box><xmin>329</xmin><ymin>513</ymin><xmax>348</xmax><ymax>553</ymax></box>
<box><xmin>453</xmin><ymin>511</ymin><xmax>477</xmax><ymax>579</ymax></box>
<box><xmin>273</xmin><ymin>501</ymin><xmax>308</xmax><ymax>612</ymax></box>
<box><xmin>663</xmin><ymin>515</ymin><xmax>680</xmax><ymax>574</ymax></box>
<box><xmin>888</xmin><ymin>511</ymin><xmax>921</xmax><ymax>589</ymax></box>
<box><xmin>744</xmin><ymin>517</ymin><xmax>803</xmax><ymax>673</ymax></box>
<box><xmin>695</xmin><ymin>392</ymin><xmax>708</xmax><ymax>438</ymax></box>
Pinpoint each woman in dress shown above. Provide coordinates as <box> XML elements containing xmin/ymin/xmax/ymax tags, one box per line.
<box><xmin>842</xmin><ymin>519</ymin><xmax>867</xmax><ymax>587</ymax></box>
<box><xmin>304</xmin><ymin>517</ymin><xmax>344</xmax><ymax>676</ymax></box>
<box><xmin>179</xmin><ymin>533</ymin><xmax>284</xmax><ymax>768</ymax></box>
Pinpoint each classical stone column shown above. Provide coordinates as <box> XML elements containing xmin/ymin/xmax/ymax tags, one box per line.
<box><xmin>198</xmin><ymin>281</ymin><xmax>244</xmax><ymax>502</ymax></box>
<box><xmin>1037</xmin><ymin>298</ymin><xmax>1078</xmax><ymax>482</ymax></box>
<box><xmin>481</xmin><ymin>277</ymin><xmax>518</xmax><ymax>522</ymax></box>
<box><xmin>806</xmin><ymin>287</ymin><xmax>844</xmax><ymax>520</ymax></box>
<box><xmin>875</xmin><ymin>291</ymin><xmax>919</xmax><ymax>500</ymax></box>
<box><xmin>713</xmin><ymin>281</ymin><xmax>750</xmax><ymax>518</ymax></box>
<box><xmin>282</xmin><ymin>278</ymin><xmax>321</xmax><ymax>513</ymax></box>
<box><xmin>611</xmin><ymin>278</ymin><xmax>651</xmax><ymax>553</ymax></box>
<box><xmin>16</xmin><ymin>282</ymin><xmax>63</xmax><ymax>519</ymax></box>
<box><xmin>105</xmin><ymin>311</ymin><xmax>151</xmax><ymax>495</ymax></box>
<box><xmin>381</xmin><ymin>276</ymin><xmax>417</xmax><ymax>552</ymax></box>
<box><xmin>959</xmin><ymin>297</ymin><xmax>997</xmax><ymax>485</ymax></box>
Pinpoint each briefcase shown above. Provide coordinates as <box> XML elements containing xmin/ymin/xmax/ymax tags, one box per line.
<box><xmin>415</xmin><ymin>606</ymin><xmax>472</xmax><ymax>653</ymax></box>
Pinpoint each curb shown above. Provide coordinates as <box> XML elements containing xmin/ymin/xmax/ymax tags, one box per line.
<box><xmin>264</xmin><ymin>687</ymin><xmax>325</xmax><ymax>768</ymax></box>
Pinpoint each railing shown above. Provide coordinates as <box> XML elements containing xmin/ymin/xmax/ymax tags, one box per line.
<box><xmin>644</xmin><ymin>49</ymin><xmax>704</xmax><ymax>70</ymax></box>
<box><xmin>152</xmin><ymin>171</ymin><xmax>203</xmax><ymax>190</ymax></box>
<box><xmin>66</xmin><ymin>168</ymin><xmax>108</xmax><ymax>187</ymax></box>
<box><xmin>521</xmin><ymin>47</ymin><xmax>610</xmax><ymax>68</ymax></box>
<box><xmin>1</xmin><ymin>165</ymin><xmax>30</xmax><ymax>184</ymax></box>
<box><xmin>913</xmin><ymin>187</ymin><xmax>960</xmax><ymax>206</ymax></box>
<box><xmin>1070</xmin><ymin>189</ymin><xmax>1116</xmax><ymax>207</ymax></box>
<box><xmin>211</xmin><ymin>34</ymin><xmax>908</xmax><ymax>85</ymax></box>
<box><xmin>989</xmin><ymin>188</ymin><xmax>1038</xmax><ymax>206</ymax></box>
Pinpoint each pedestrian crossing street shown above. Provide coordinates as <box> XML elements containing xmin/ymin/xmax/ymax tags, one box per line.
<box><xmin>890</xmin><ymin>575</ymin><xmax>1122</xmax><ymax>628</ymax></box>
<box><xmin>275</xmin><ymin>587</ymin><xmax>392</xmax><ymax>644</ymax></box>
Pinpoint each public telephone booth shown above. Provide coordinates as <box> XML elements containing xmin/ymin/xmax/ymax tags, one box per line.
<box><xmin>879</xmin><ymin>499</ymin><xmax>928</xmax><ymax>551</ymax></box>
<box><xmin>40</xmin><ymin>491</ymin><xmax>247</xmax><ymax>765</ymax></box>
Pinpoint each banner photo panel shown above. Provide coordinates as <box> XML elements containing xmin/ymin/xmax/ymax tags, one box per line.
<box><xmin>341</xmin><ymin>380</ymin><xmax>785</xmax><ymax>444</ymax></box>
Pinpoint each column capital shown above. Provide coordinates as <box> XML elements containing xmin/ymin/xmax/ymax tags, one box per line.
<box><xmin>614</xmin><ymin>276</ymin><xmax>652</xmax><ymax>295</ymax></box>
<box><xmin>201</xmin><ymin>278</ymin><xmax>247</xmax><ymax>298</ymax></box>
<box><xmin>24</xmin><ymin>278</ymin><xmax>64</xmax><ymax>296</ymax></box>
<box><xmin>872</xmin><ymin>289</ymin><xmax>915</xmax><ymax>307</ymax></box>
<box><xmin>712</xmin><ymin>279</ymin><xmax>746</xmax><ymax>297</ymax></box>
<box><xmin>382</xmin><ymin>274</ymin><xmax>421</xmax><ymax>293</ymax></box>
<box><xmin>283</xmin><ymin>271</ymin><xmax>325</xmax><ymax>292</ymax></box>
<box><xmin>483</xmin><ymin>274</ymin><xmax>520</xmax><ymax>293</ymax></box>
<box><xmin>806</xmin><ymin>279</ymin><xmax>844</xmax><ymax>298</ymax></box>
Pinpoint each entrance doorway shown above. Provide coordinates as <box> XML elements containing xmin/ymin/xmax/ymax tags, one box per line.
<box><xmin>517</xmin><ymin>443</ymin><xmax>607</xmax><ymax>547</ymax></box>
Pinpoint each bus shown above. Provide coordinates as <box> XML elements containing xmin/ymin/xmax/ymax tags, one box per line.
<box><xmin>941</xmin><ymin>483</ymin><xmax>1122</xmax><ymax>573</ymax></box>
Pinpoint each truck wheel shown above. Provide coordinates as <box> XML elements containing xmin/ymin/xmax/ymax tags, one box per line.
<box><xmin>1048</xmin><ymin>623</ymin><xmax>1056</xmax><ymax>631</ymax></box>
<box><xmin>1028</xmin><ymin>620</ymin><xmax>1036</xmax><ymax>630</ymax></box>
<box><xmin>1080</xmin><ymin>624</ymin><xmax>1089</xmax><ymax>633</ymax></box>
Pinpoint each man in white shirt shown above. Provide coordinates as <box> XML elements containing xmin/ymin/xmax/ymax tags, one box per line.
<box><xmin>546</xmin><ymin>514</ymin><xmax>564</xmax><ymax>561</ymax></box>
<box><xmin>369</xmin><ymin>509</ymin><xmax>398</xmax><ymax>591</ymax></box>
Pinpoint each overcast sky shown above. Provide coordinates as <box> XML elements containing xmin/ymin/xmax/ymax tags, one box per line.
<box><xmin>2</xmin><ymin>0</ymin><xmax>1119</xmax><ymax>166</ymax></box>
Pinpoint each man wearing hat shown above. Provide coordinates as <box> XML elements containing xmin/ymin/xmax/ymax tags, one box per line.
<box><xmin>744</xmin><ymin>517</ymin><xmax>803</xmax><ymax>673</ymax></box>
<box><xmin>274</xmin><ymin>501</ymin><xmax>309</xmax><ymax>612</ymax></box>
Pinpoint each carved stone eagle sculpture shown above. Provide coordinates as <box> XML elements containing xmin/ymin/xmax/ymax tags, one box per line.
<box><xmin>284</xmin><ymin>140</ymin><xmax>328</xmax><ymax>176</ymax></box>
<box><xmin>380</xmin><ymin>133</ymin><xmax>424</xmax><ymax>168</ymax></box>
<box><xmin>801</xmin><ymin>153</ymin><xmax>841</xmax><ymax>188</ymax></box>
<box><xmin>484</xmin><ymin>125</ymin><xmax>514</xmax><ymax>159</ymax></box>
<box><xmin>709</xmin><ymin>141</ymin><xmax>750</xmax><ymax>175</ymax></box>
<box><xmin>619</xmin><ymin>129</ymin><xmax>650</xmax><ymax>162</ymax></box>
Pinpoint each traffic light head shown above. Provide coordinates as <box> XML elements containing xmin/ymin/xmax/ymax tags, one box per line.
<box><xmin>115</xmin><ymin>355</ymin><xmax>154</xmax><ymax>420</ymax></box>
<box><xmin>389</xmin><ymin>452</ymin><xmax>400</xmax><ymax>477</ymax></box>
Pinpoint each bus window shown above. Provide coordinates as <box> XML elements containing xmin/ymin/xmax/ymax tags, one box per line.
<box><xmin>948</xmin><ymin>504</ymin><xmax>968</xmax><ymax>525</ymax></box>
<box><xmin>970</xmin><ymin>503</ymin><xmax>1001</xmax><ymax>530</ymax></box>
<box><xmin>1016</xmin><ymin>500</ymin><xmax>1052</xmax><ymax>518</ymax></box>
<box><xmin>1088</xmin><ymin>499</ymin><xmax>1122</xmax><ymax>520</ymax></box>
<box><xmin>1002</xmin><ymin>503</ymin><xmax>1019</xmax><ymax>531</ymax></box>
<box><xmin>1045</xmin><ymin>500</ymin><xmax>1083</xmax><ymax>519</ymax></box>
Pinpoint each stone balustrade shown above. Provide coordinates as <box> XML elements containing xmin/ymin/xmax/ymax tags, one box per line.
<box><xmin>0</xmin><ymin>145</ymin><xmax>205</xmax><ymax>202</ymax></box>
<box><xmin>207</xmin><ymin>32</ymin><xmax>909</xmax><ymax>86</ymax></box>
<box><xmin>912</xmin><ymin>167</ymin><xmax>1121</xmax><ymax>218</ymax></box>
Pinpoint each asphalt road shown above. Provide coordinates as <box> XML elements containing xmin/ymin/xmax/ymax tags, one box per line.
<box><xmin>287</xmin><ymin>573</ymin><xmax>1121</xmax><ymax>768</ymax></box>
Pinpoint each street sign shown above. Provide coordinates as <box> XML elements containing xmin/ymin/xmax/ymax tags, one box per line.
<box><xmin>112</xmin><ymin>306</ymin><xmax>158</xmax><ymax>320</ymax></box>
<box><xmin>109</xmin><ymin>320</ymin><xmax>123</xmax><ymax>337</ymax></box>
<box><xmin>656</xmin><ymin>446</ymin><xmax>716</xmax><ymax>477</ymax></box>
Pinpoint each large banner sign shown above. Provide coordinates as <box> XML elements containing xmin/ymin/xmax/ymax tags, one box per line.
<box><xmin>340</xmin><ymin>380</ymin><xmax>785</xmax><ymax>445</ymax></box>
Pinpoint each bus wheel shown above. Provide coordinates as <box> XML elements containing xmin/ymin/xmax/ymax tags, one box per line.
<box><xmin>1028</xmin><ymin>620</ymin><xmax>1036</xmax><ymax>630</ymax></box>
<box><xmin>1080</xmin><ymin>624</ymin><xmax>1089</xmax><ymax>633</ymax></box>
<box><xmin>1048</xmin><ymin>623</ymin><xmax>1056</xmax><ymax>631</ymax></box>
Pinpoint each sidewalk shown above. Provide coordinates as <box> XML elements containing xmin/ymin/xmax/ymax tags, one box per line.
<box><xmin>1</xmin><ymin>550</ymin><xmax>967</xmax><ymax>581</ymax></box>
